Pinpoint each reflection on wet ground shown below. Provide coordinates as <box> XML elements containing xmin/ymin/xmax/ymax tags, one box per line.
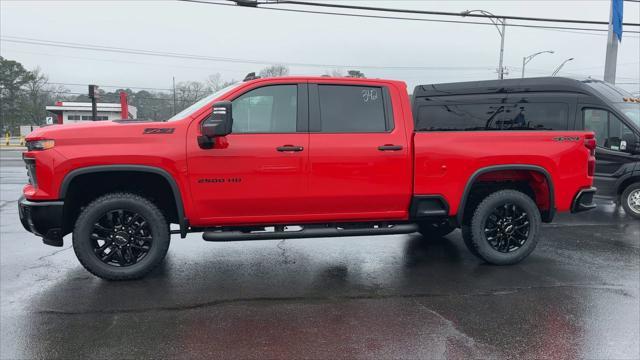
<box><xmin>1</xmin><ymin>164</ymin><xmax>639</xmax><ymax>359</ymax></box>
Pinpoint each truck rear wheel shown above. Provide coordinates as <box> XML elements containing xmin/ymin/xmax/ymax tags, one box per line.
<box><xmin>464</xmin><ymin>190</ymin><xmax>541</xmax><ymax>265</ymax></box>
<box><xmin>621</xmin><ymin>182</ymin><xmax>640</xmax><ymax>220</ymax></box>
<box><xmin>72</xmin><ymin>193</ymin><xmax>170</xmax><ymax>280</ymax></box>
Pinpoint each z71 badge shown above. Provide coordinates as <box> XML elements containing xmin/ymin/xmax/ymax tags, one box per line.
<box><xmin>143</xmin><ymin>128</ymin><xmax>175</xmax><ymax>134</ymax></box>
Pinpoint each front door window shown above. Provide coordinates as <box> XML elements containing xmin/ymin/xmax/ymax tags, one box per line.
<box><xmin>583</xmin><ymin>109</ymin><xmax>634</xmax><ymax>152</ymax></box>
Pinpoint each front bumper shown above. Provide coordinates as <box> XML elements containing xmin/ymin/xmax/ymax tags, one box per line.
<box><xmin>18</xmin><ymin>196</ymin><xmax>65</xmax><ymax>247</ymax></box>
<box><xmin>571</xmin><ymin>187</ymin><xmax>597</xmax><ymax>213</ymax></box>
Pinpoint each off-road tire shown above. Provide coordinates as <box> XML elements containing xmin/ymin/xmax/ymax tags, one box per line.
<box><xmin>73</xmin><ymin>193</ymin><xmax>170</xmax><ymax>280</ymax></box>
<box><xmin>621</xmin><ymin>182</ymin><xmax>640</xmax><ymax>220</ymax></box>
<box><xmin>465</xmin><ymin>189</ymin><xmax>541</xmax><ymax>265</ymax></box>
<box><xmin>461</xmin><ymin>225</ymin><xmax>481</xmax><ymax>258</ymax></box>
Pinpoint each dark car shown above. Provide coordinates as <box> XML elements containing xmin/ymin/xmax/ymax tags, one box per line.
<box><xmin>413</xmin><ymin>77</ymin><xmax>640</xmax><ymax>219</ymax></box>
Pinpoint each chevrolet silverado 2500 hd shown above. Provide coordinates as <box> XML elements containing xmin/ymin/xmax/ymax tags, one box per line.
<box><xmin>20</xmin><ymin>76</ymin><xmax>597</xmax><ymax>280</ymax></box>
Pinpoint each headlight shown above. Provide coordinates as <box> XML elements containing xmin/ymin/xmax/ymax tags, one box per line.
<box><xmin>26</xmin><ymin>139</ymin><xmax>55</xmax><ymax>151</ymax></box>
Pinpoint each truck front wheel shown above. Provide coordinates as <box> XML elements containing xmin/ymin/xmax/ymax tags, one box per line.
<box><xmin>72</xmin><ymin>193</ymin><xmax>170</xmax><ymax>280</ymax></box>
<box><xmin>463</xmin><ymin>190</ymin><xmax>541</xmax><ymax>265</ymax></box>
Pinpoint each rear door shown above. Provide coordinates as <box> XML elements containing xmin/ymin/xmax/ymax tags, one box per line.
<box><xmin>306</xmin><ymin>82</ymin><xmax>412</xmax><ymax>221</ymax></box>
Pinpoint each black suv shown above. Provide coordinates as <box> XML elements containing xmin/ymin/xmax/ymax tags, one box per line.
<box><xmin>413</xmin><ymin>77</ymin><xmax>640</xmax><ymax>219</ymax></box>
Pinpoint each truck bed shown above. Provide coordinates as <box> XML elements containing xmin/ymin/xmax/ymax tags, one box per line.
<box><xmin>413</xmin><ymin>131</ymin><xmax>594</xmax><ymax>216</ymax></box>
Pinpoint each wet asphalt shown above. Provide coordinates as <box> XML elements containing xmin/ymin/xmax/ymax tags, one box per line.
<box><xmin>1</xmin><ymin>149</ymin><xmax>639</xmax><ymax>359</ymax></box>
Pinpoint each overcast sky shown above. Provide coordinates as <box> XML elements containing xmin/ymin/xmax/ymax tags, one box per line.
<box><xmin>1</xmin><ymin>0</ymin><xmax>639</xmax><ymax>95</ymax></box>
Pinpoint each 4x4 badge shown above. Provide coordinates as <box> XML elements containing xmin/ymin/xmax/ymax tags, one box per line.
<box><xmin>553</xmin><ymin>136</ymin><xmax>580</xmax><ymax>142</ymax></box>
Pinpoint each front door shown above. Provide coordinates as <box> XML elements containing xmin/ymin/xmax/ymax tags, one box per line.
<box><xmin>306</xmin><ymin>82</ymin><xmax>412</xmax><ymax>221</ymax></box>
<box><xmin>582</xmin><ymin>107</ymin><xmax>637</xmax><ymax>197</ymax></box>
<box><xmin>187</xmin><ymin>83</ymin><xmax>310</xmax><ymax>225</ymax></box>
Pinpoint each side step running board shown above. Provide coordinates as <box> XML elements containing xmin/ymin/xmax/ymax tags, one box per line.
<box><xmin>202</xmin><ymin>224</ymin><xmax>418</xmax><ymax>242</ymax></box>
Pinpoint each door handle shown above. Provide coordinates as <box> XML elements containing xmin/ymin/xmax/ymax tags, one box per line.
<box><xmin>378</xmin><ymin>144</ymin><xmax>403</xmax><ymax>151</ymax></box>
<box><xmin>276</xmin><ymin>145</ymin><xmax>304</xmax><ymax>152</ymax></box>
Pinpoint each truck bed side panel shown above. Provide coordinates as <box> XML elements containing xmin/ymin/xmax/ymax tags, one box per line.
<box><xmin>413</xmin><ymin>131</ymin><xmax>593</xmax><ymax>215</ymax></box>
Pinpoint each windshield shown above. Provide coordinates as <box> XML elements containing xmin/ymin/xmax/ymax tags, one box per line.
<box><xmin>614</xmin><ymin>102</ymin><xmax>640</xmax><ymax>128</ymax></box>
<box><xmin>167</xmin><ymin>83</ymin><xmax>241</xmax><ymax>121</ymax></box>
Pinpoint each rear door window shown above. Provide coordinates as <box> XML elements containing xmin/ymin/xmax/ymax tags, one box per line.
<box><xmin>316</xmin><ymin>85</ymin><xmax>389</xmax><ymax>133</ymax></box>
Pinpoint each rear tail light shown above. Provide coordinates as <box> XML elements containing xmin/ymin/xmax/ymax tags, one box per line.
<box><xmin>584</xmin><ymin>133</ymin><xmax>596</xmax><ymax>177</ymax></box>
<box><xmin>587</xmin><ymin>159</ymin><xmax>595</xmax><ymax>177</ymax></box>
<box><xmin>584</xmin><ymin>134</ymin><xmax>596</xmax><ymax>155</ymax></box>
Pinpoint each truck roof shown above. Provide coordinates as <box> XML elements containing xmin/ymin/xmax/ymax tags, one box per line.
<box><xmin>413</xmin><ymin>77</ymin><xmax>628</xmax><ymax>101</ymax></box>
<box><xmin>241</xmin><ymin>76</ymin><xmax>407</xmax><ymax>87</ymax></box>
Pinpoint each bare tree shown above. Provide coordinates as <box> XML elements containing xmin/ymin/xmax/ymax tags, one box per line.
<box><xmin>176</xmin><ymin>81</ymin><xmax>208</xmax><ymax>110</ymax></box>
<box><xmin>207</xmin><ymin>73</ymin><xmax>224</xmax><ymax>92</ymax></box>
<box><xmin>207</xmin><ymin>73</ymin><xmax>237</xmax><ymax>92</ymax></box>
<box><xmin>23</xmin><ymin>67</ymin><xmax>54</xmax><ymax>125</ymax></box>
<box><xmin>259</xmin><ymin>64</ymin><xmax>290</xmax><ymax>78</ymax></box>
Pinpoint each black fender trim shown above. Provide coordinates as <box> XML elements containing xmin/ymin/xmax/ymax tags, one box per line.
<box><xmin>409</xmin><ymin>195</ymin><xmax>450</xmax><ymax>219</ymax></box>
<box><xmin>59</xmin><ymin>165</ymin><xmax>188</xmax><ymax>238</ymax></box>
<box><xmin>615</xmin><ymin>170</ymin><xmax>640</xmax><ymax>195</ymax></box>
<box><xmin>457</xmin><ymin>164</ymin><xmax>556</xmax><ymax>225</ymax></box>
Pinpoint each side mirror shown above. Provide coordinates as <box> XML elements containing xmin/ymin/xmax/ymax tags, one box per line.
<box><xmin>202</xmin><ymin>101</ymin><xmax>233</xmax><ymax>137</ymax></box>
<box><xmin>622</xmin><ymin>133</ymin><xmax>640</xmax><ymax>155</ymax></box>
<box><xmin>198</xmin><ymin>101</ymin><xmax>232</xmax><ymax>149</ymax></box>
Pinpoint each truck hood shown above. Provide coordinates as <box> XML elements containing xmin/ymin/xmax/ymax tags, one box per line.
<box><xmin>25</xmin><ymin>120</ymin><xmax>177</xmax><ymax>143</ymax></box>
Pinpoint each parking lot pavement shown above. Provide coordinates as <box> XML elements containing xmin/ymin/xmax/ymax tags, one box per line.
<box><xmin>1</xmin><ymin>151</ymin><xmax>639</xmax><ymax>359</ymax></box>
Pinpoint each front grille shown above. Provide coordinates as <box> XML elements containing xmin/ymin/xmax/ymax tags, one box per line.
<box><xmin>24</xmin><ymin>157</ymin><xmax>37</xmax><ymax>187</ymax></box>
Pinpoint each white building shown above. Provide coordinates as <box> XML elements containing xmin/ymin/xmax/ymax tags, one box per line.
<box><xmin>45</xmin><ymin>101</ymin><xmax>137</xmax><ymax>124</ymax></box>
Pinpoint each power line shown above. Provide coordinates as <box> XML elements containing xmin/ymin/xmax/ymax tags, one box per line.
<box><xmin>248</xmin><ymin>0</ymin><xmax>640</xmax><ymax>26</ymax></box>
<box><xmin>178</xmin><ymin>0</ymin><xmax>640</xmax><ymax>34</ymax></box>
<box><xmin>0</xmin><ymin>36</ymin><xmax>499</xmax><ymax>70</ymax></box>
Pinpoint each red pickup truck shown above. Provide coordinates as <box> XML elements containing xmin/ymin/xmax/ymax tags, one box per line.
<box><xmin>20</xmin><ymin>76</ymin><xmax>596</xmax><ymax>280</ymax></box>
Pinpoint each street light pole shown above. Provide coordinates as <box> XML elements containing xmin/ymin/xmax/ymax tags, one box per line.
<box><xmin>462</xmin><ymin>9</ymin><xmax>506</xmax><ymax>79</ymax></box>
<box><xmin>552</xmin><ymin>58</ymin><xmax>574</xmax><ymax>76</ymax></box>
<box><xmin>521</xmin><ymin>50</ymin><xmax>555</xmax><ymax>78</ymax></box>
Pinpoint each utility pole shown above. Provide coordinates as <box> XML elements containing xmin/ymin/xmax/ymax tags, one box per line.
<box><xmin>88</xmin><ymin>84</ymin><xmax>99</xmax><ymax>121</ymax></box>
<box><xmin>172</xmin><ymin>77</ymin><xmax>177</xmax><ymax>116</ymax></box>
<box><xmin>462</xmin><ymin>10</ymin><xmax>507</xmax><ymax>79</ymax></box>
<box><xmin>604</xmin><ymin>0</ymin><xmax>623</xmax><ymax>84</ymax></box>
<box><xmin>498</xmin><ymin>19</ymin><xmax>506</xmax><ymax>79</ymax></box>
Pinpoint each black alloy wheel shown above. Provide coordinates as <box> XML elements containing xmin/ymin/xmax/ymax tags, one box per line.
<box><xmin>91</xmin><ymin>209</ymin><xmax>153</xmax><ymax>267</ymax></box>
<box><xmin>463</xmin><ymin>189</ymin><xmax>541</xmax><ymax>265</ymax></box>
<box><xmin>483</xmin><ymin>203</ymin><xmax>530</xmax><ymax>253</ymax></box>
<box><xmin>73</xmin><ymin>193</ymin><xmax>170</xmax><ymax>280</ymax></box>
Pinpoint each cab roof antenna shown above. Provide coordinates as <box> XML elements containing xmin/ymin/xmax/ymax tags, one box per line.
<box><xmin>243</xmin><ymin>72</ymin><xmax>261</xmax><ymax>81</ymax></box>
